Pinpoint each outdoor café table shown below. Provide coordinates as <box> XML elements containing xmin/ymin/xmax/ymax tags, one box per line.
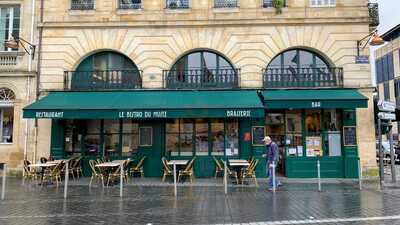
<box><xmin>95</xmin><ymin>162</ymin><xmax>121</xmax><ymax>184</ymax></box>
<box><xmin>28</xmin><ymin>162</ymin><xmax>59</xmax><ymax>184</ymax></box>
<box><xmin>167</xmin><ymin>160</ymin><xmax>188</xmax><ymax>182</ymax></box>
<box><xmin>228</xmin><ymin>159</ymin><xmax>250</xmax><ymax>184</ymax></box>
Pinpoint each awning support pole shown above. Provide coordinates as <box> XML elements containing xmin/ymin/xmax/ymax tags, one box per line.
<box><xmin>64</xmin><ymin>161</ymin><xmax>68</xmax><ymax>199</ymax></box>
<box><xmin>120</xmin><ymin>161</ymin><xmax>123</xmax><ymax>197</ymax></box>
<box><xmin>1</xmin><ymin>164</ymin><xmax>6</xmax><ymax>200</ymax></box>
<box><xmin>317</xmin><ymin>159</ymin><xmax>321</xmax><ymax>192</ymax></box>
<box><xmin>173</xmin><ymin>163</ymin><xmax>177</xmax><ymax>197</ymax></box>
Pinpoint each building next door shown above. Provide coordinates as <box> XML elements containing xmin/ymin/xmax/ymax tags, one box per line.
<box><xmin>138</xmin><ymin>121</ymin><xmax>163</xmax><ymax>177</ymax></box>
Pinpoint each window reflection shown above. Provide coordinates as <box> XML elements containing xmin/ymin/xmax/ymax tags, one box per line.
<box><xmin>195</xmin><ymin>119</ymin><xmax>209</xmax><ymax>155</ymax></box>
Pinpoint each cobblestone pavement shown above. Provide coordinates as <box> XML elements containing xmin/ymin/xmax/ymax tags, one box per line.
<box><xmin>1</xmin><ymin>178</ymin><xmax>400</xmax><ymax>225</ymax></box>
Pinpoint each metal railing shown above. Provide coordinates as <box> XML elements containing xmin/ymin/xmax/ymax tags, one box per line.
<box><xmin>263</xmin><ymin>67</ymin><xmax>343</xmax><ymax>88</ymax></box>
<box><xmin>163</xmin><ymin>68</ymin><xmax>240</xmax><ymax>89</ymax></box>
<box><xmin>368</xmin><ymin>3</ymin><xmax>379</xmax><ymax>27</ymax></box>
<box><xmin>64</xmin><ymin>70</ymin><xmax>142</xmax><ymax>91</ymax></box>
<box><xmin>0</xmin><ymin>52</ymin><xmax>23</xmax><ymax>71</ymax></box>
<box><xmin>214</xmin><ymin>0</ymin><xmax>238</xmax><ymax>8</ymax></box>
<box><xmin>165</xmin><ymin>0</ymin><xmax>190</xmax><ymax>9</ymax></box>
<box><xmin>262</xmin><ymin>0</ymin><xmax>286</xmax><ymax>8</ymax></box>
<box><xmin>71</xmin><ymin>0</ymin><xmax>95</xmax><ymax>10</ymax></box>
<box><xmin>118</xmin><ymin>0</ymin><xmax>142</xmax><ymax>9</ymax></box>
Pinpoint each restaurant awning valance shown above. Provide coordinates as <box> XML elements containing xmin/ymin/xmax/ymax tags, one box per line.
<box><xmin>261</xmin><ymin>89</ymin><xmax>368</xmax><ymax>109</ymax></box>
<box><xmin>23</xmin><ymin>90</ymin><xmax>265</xmax><ymax>119</ymax></box>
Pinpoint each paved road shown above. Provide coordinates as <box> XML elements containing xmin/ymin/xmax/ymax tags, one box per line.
<box><xmin>1</xmin><ymin>178</ymin><xmax>400</xmax><ymax>225</ymax></box>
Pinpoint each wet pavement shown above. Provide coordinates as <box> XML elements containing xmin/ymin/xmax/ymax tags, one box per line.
<box><xmin>1</xmin><ymin>177</ymin><xmax>400</xmax><ymax>225</ymax></box>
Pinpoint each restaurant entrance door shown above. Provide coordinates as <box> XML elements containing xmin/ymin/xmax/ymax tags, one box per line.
<box><xmin>138</xmin><ymin>121</ymin><xmax>163</xmax><ymax>177</ymax></box>
<box><xmin>265</xmin><ymin>112</ymin><xmax>286</xmax><ymax>176</ymax></box>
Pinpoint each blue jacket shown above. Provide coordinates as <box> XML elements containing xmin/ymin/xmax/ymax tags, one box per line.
<box><xmin>266</xmin><ymin>142</ymin><xmax>278</xmax><ymax>163</ymax></box>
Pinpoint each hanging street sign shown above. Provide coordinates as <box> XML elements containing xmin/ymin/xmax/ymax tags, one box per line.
<box><xmin>378</xmin><ymin>112</ymin><xmax>396</xmax><ymax>120</ymax></box>
<box><xmin>377</xmin><ymin>100</ymin><xmax>396</xmax><ymax>112</ymax></box>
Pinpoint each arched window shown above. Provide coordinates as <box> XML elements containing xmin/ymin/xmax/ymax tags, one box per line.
<box><xmin>0</xmin><ymin>88</ymin><xmax>15</xmax><ymax>143</ymax></box>
<box><xmin>68</xmin><ymin>51</ymin><xmax>141</xmax><ymax>90</ymax></box>
<box><xmin>264</xmin><ymin>49</ymin><xmax>342</xmax><ymax>88</ymax></box>
<box><xmin>166</xmin><ymin>50</ymin><xmax>238</xmax><ymax>89</ymax></box>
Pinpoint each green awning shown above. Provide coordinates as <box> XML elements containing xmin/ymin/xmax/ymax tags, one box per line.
<box><xmin>23</xmin><ymin>90</ymin><xmax>264</xmax><ymax>119</ymax></box>
<box><xmin>262</xmin><ymin>89</ymin><xmax>368</xmax><ymax>109</ymax></box>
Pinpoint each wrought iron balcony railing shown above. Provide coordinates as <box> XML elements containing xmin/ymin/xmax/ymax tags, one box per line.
<box><xmin>118</xmin><ymin>0</ymin><xmax>142</xmax><ymax>9</ymax></box>
<box><xmin>71</xmin><ymin>0</ymin><xmax>95</xmax><ymax>10</ymax></box>
<box><xmin>262</xmin><ymin>0</ymin><xmax>286</xmax><ymax>8</ymax></box>
<box><xmin>64</xmin><ymin>70</ymin><xmax>142</xmax><ymax>91</ymax></box>
<box><xmin>263</xmin><ymin>67</ymin><xmax>343</xmax><ymax>89</ymax></box>
<box><xmin>163</xmin><ymin>68</ymin><xmax>240</xmax><ymax>89</ymax></box>
<box><xmin>166</xmin><ymin>0</ymin><xmax>190</xmax><ymax>9</ymax></box>
<box><xmin>368</xmin><ymin>3</ymin><xmax>379</xmax><ymax>27</ymax></box>
<box><xmin>214</xmin><ymin>0</ymin><xmax>238</xmax><ymax>8</ymax></box>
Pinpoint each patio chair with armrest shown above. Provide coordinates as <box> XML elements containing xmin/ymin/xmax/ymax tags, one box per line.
<box><xmin>42</xmin><ymin>162</ymin><xmax>64</xmax><ymax>186</ymax></box>
<box><xmin>161</xmin><ymin>157</ymin><xmax>173</xmax><ymax>182</ymax></box>
<box><xmin>178</xmin><ymin>157</ymin><xmax>196</xmax><ymax>183</ymax></box>
<box><xmin>106</xmin><ymin>165</ymin><xmax>124</xmax><ymax>186</ymax></box>
<box><xmin>213</xmin><ymin>156</ymin><xmax>224</xmax><ymax>178</ymax></box>
<box><xmin>242</xmin><ymin>159</ymin><xmax>259</xmax><ymax>186</ymax></box>
<box><xmin>130</xmin><ymin>156</ymin><xmax>146</xmax><ymax>178</ymax></box>
<box><xmin>221</xmin><ymin>160</ymin><xmax>239</xmax><ymax>184</ymax></box>
<box><xmin>89</xmin><ymin>160</ymin><xmax>104</xmax><ymax>187</ymax></box>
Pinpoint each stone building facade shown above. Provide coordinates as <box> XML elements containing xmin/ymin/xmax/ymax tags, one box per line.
<box><xmin>0</xmin><ymin>0</ymin><xmax>36</xmax><ymax>171</ymax></box>
<box><xmin>20</xmin><ymin>0</ymin><xmax>379</xmax><ymax>177</ymax></box>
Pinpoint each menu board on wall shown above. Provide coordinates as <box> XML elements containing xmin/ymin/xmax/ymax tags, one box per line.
<box><xmin>343</xmin><ymin>126</ymin><xmax>357</xmax><ymax>146</ymax></box>
<box><xmin>306</xmin><ymin>136</ymin><xmax>322</xmax><ymax>157</ymax></box>
<box><xmin>252</xmin><ymin>126</ymin><xmax>265</xmax><ymax>146</ymax></box>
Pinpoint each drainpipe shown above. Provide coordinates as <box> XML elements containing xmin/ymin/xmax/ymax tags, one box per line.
<box><xmin>23</xmin><ymin>0</ymin><xmax>36</xmax><ymax>173</ymax></box>
<box><xmin>33</xmin><ymin>0</ymin><xmax>44</xmax><ymax>163</ymax></box>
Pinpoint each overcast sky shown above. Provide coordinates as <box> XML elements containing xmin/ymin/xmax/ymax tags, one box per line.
<box><xmin>370</xmin><ymin>0</ymin><xmax>400</xmax><ymax>86</ymax></box>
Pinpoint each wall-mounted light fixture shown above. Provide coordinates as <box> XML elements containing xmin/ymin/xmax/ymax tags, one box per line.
<box><xmin>357</xmin><ymin>30</ymin><xmax>385</xmax><ymax>56</ymax></box>
<box><xmin>4</xmin><ymin>33</ymin><xmax>36</xmax><ymax>60</ymax></box>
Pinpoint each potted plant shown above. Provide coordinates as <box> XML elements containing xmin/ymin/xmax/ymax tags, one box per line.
<box><xmin>273</xmin><ymin>0</ymin><xmax>285</xmax><ymax>14</ymax></box>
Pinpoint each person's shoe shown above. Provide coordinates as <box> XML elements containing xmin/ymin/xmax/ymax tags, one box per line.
<box><xmin>278</xmin><ymin>183</ymin><xmax>283</xmax><ymax>187</ymax></box>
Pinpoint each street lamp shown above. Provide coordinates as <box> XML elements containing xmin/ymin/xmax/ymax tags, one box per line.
<box><xmin>4</xmin><ymin>33</ymin><xmax>36</xmax><ymax>59</ymax></box>
<box><xmin>357</xmin><ymin>30</ymin><xmax>385</xmax><ymax>56</ymax></box>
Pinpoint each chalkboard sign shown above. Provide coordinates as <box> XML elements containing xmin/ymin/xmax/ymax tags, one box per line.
<box><xmin>252</xmin><ymin>126</ymin><xmax>265</xmax><ymax>146</ymax></box>
<box><xmin>343</xmin><ymin>126</ymin><xmax>357</xmax><ymax>146</ymax></box>
<box><xmin>139</xmin><ymin>127</ymin><xmax>153</xmax><ymax>146</ymax></box>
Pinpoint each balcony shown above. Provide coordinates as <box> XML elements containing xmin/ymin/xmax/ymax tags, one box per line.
<box><xmin>118</xmin><ymin>0</ymin><xmax>142</xmax><ymax>9</ymax></box>
<box><xmin>262</xmin><ymin>67</ymin><xmax>343</xmax><ymax>89</ymax></box>
<box><xmin>64</xmin><ymin>70</ymin><xmax>142</xmax><ymax>91</ymax></box>
<box><xmin>214</xmin><ymin>0</ymin><xmax>238</xmax><ymax>8</ymax></box>
<box><xmin>0</xmin><ymin>51</ymin><xmax>24</xmax><ymax>72</ymax></box>
<box><xmin>165</xmin><ymin>0</ymin><xmax>190</xmax><ymax>9</ymax></box>
<box><xmin>368</xmin><ymin>3</ymin><xmax>379</xmax><ymax>27</ymax></box>
<box><xmin>71</xmin><ymin>0</ymin><xmax>95</xmax><ymax>10</ymax></box>
<box><xmin>163</xmin><ymin>68</ymin><xmax>240</xmax><ymax>89</ymax></box>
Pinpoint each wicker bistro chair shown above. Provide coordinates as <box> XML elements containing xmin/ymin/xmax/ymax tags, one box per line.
<box><xmin>130</xmin><ymin>156</ymin><xmax>146</xmax><ymax>178</ymax></box>
<box><xmin>106</xmin><ymin>165</ymin><xmax>128</xmax><ymax>186</ymax></box>
<box><xmin>161</xmin><ymin>157</ymin><xmax>173</xmax><ymax>182</ymax></box>
<box><xmin>242</xmin><ymin>159</ymin><xmax>259</xmax><ymax>186</ymax></box>
<box><xmin>70</xmin><ymin>156</ymin><xmax>83</xmax><ymax>179</ymax></box>
<box><xmin>178</xmin><ymin>157</ymin><xmax>196</xmax><ymax>183</ymax></box>
<box><xmin>23</xmin><ymin>160</ymin><xmax>40</xmax><ymax>181</ymax></box>
<box><xmin>213</xmin><ymin>156</ymin><xmax>224</xmax><ymax>178</ymax></box>
<box><xmin>89</xmin><ymin>160</ymin><xmax>105</xmax><ymax>187</ymax></box>
<box><xmin>221</xmin><ymin>160</ymin><xmax>239</xmax><ymax>184</ymax></box>
<box><xmin>42</xmin><ymin>162</ymin><xmax>64</xmax><ymax>186</ymax></box>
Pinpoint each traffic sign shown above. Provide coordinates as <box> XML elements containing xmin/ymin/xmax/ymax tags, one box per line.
<box><xmin>377</xmin><ymin>100</ymin><xmax>396</xmax><ymax>112</ymax></box>
<box><xmin>378</xmin><ymin>112</ymin><xmax>396</xmax><ymax>120</ymax></box>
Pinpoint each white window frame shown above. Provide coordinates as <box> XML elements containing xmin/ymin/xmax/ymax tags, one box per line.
<box><xmin>310</xmin><ymin>0</ymin><xmax>336</xmax><ymax>7</ymax></box>
<box><xmin>0</xmin><ymin>107</ymin><xmax>14</xmax><ymax>144</ymax></box>
<box><xmin>0</xmin><ymin>6</ymin><xmax>18</xmax><ymax>52</ymax></box>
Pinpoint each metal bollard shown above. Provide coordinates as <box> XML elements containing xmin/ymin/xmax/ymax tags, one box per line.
<box><xmin>1</xmin><ymin>164</ymin><xmax>6</xmax><ymax>200</ymax></box>
<box><xmin>173</xmin><ymin>163</ymin><xmax>177</xmax><ymax>197</ymax></box>
<box><xmin>224</xmin><ymin>160</ymin><xmax>227</xmax><ymax>194</ymax></box>
<box><xmin>120</xmin><ymin>162</ymin><xmax>123</xmax><ymax>197</ymax></box>
<box><xmin>317</xmin><ymin>159</ymin><xmax>321</xmax><ymax>192</ymax></box>
<box><xmin>358</xmin><ymin>159</ymin><xmax>362</xmax><ymax>190</ymax></box>
<box><xmin>272</xmin><ymin>162</ymin><xmax>276</xmax><ymax>193</ymax></box>
<box><xmin>64</xmin><ymin>161</ymin><xmax>69</xmax><ymax>199</ymax></box>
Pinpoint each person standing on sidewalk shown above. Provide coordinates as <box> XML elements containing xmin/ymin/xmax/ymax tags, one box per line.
<box><xmin>262</xmin><ymin>136</ymin><xmax>281</xmax><ymax>190</ymax></box>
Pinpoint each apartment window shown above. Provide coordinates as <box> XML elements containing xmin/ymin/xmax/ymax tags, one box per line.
<box><xmin>0</xmin><ymin>6</ymin><xmax>20</xmax><ymax>52</ymax></box>
<box><xmin>262</xmin><ymin>0</ymin><xmax>286</xmax><ymax>8</ymax></box>
<box><xmin>0</xmin><ymin>88</ymin><xmax>15</xmax><ymax>144</ymax></box>
<box><xmin>384</xmin><ymin>82</ymin><xmax>390</xmax><ymax>101</ymax></box>
<box><xmin>310</xmin><ymin>0</ymin><xmax>336</xmax><ymax>7</ymax></box>
<box><xmin>119</xmin><ymin>0</ymin><xmax>141</xmax><ymax>9</ymax></box>
<box><xmin>214</xmin><ymin>0</ymin><xmax>238</xmax><ymax>8</ymax></box>
<box><xmin>71</xmin><ymin>0</ymin><xmax>95</xmax><ymax>10</ymax></box>
<box><xmin>165</xmin><ymin>0</ymin><xmax>189</xmax><ymax>9</ymax></box>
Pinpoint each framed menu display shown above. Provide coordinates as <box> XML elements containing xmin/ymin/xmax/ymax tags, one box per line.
<box><xmin>306</xmin><ymin>136</ymin><xmax>322</xmax><ymax>157</ymax></box>
<box><xmin>252</xmin><ymin>126</ymin><xmax>265</xmax><ymax>146</ymax></box>
<box><xmin>343</xmin><ymin>126</ymin><xmax>357</xmax><ymax>146</ymax></box>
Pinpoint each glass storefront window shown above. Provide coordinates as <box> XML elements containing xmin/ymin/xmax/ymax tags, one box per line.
<box><xmin>166</xmin><ymin>120</ymin><xmax>180</xmax><ymax>156</ymax></box>
<box><xmin>1</xmin><ymin>107</ymin><xmax>13</xmax><ymax>143</ymax></box>
<box><xmin>225</xmin><ymin>120</ymin><xmax>239</xmax><ymax>156</ymax></box>
<box><xmin>104</xmin><ymin>120</ymin><xmax>120</xmax><ymax>134</ymax></box>
<box><xmin>285</xmin><ymin>110</ymin><xmax>303</xmax><ymax>157</ymax></box>
<box><xmin>180</xmin><ymin>119</ymin><xmax>193</xmax><ymax>156</ymax></box>
<box><xmin>305</xmin><ymin>110</ymin><xmax>322</xmax><ymax>157</ymax></box>
<box><xmin>195</xmin><ymin>119</ymin><xmax>209</xmax><ymax>156</ymax></box>
<box><xmin>211</xmin><ymin>119</ymin><xmax>224</xmax><ymax>156</ymax></box>
<box><xmin>324</xmin><ymin>109</ymin><xmax>342</xmax><ymax>157</ymax></box>
<box><xmin>122</xmin><ymin>120</ymin><xmax>139</xmax><ymax>156</ymax></box>
<box><xmin>65</xmin><ymin>120</ymin><xmax>83</xmax><ymax>156</ymax></box>
<box><xmin>103</xmin><ymin>120</ymin><xmax>120</xmax><ymax>156</ymax></box>
<box><xmin>84</xmin><ymin>120</ymin><xmax>101</xmax><ymax>156</ymax></box>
